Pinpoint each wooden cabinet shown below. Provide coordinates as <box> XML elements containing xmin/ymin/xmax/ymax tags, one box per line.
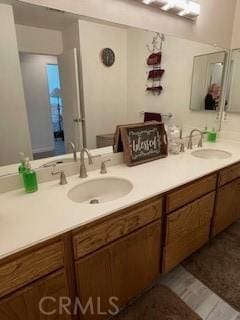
<box><xmin>0</xmin><ymin>271</ymin><xmax>71</xmax><ymax>320</ymax></box>
<box><xmin>75</xmin><ymin>221</ymin><xmax>161</xmax><ymax>320</ymax></box>
<box><xmin>212</xmin><ymin>178</ymin><xmax>240</xmax><ymax>236</ymax></box>
<box><xmin>163</xmin><ymin>192</ymin><xmax>215</xmax><ymax>273</ymax></box>
<box><xmin>3</xmin><ymin>163</ymin><xmax>240</xmax><ymax>320</ymax></box>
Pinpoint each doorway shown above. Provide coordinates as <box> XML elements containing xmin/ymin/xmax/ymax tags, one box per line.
<box><xmin>20</xmin><ymin>53</ymin><xmax>66</xmax><ymax>160</ymax></box>
<box><xmin>46</xmin><ymin>63</ymin><xmax>65</xmax><ymax>158</ymax></box>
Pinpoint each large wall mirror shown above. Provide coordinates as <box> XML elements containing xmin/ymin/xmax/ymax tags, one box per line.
<box><xmin>0</xmin><ymin>1</ymin><xmax>227</xmax><ymax>174</ymax></box>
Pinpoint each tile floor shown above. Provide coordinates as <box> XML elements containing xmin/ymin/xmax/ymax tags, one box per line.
<box><xmin>160</xmin><ymin>265</ymin><xmax>239</xmax><ymax>320</ymax></box>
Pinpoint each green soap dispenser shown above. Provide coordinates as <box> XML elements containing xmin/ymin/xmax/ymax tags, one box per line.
<box><xmin>18</xmin><ymin>152</ymin><xmax>27</xmax><ymax>175</ymax></box>
<box><xmin>23</xmin><ymin>158</ymin><xmax>38</xmax><ymax>193</ymax></box>
<box><xmin>208</xmin><ymin>128</ymin><xmax>217</xmax><ymax>143</ymax></box>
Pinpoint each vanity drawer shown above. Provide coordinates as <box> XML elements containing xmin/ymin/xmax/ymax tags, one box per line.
<box><xmin>219</xmin><ymin>162</ymin><xmax>240</xmax><ymax>186</ymax></box>
<box><xmin>73</xmin><ymin>197</ymin><xmax>163</xmax><ymax>259</ymax></box>
<box><xmin>0</xmin><ymin>241</ymin><xmax>64</xmax><ymax>298</ymax></box>
<box><xmin>166</xmin><ymin>174</ymin><xmax>217</xmax><ymax>213</ymax></box>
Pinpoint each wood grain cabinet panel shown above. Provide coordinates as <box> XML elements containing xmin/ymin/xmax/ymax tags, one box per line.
<box><xmin>166</xmin><ymin>192</ymin><xmax>215</xmax><ymax>245</ymax></box>
<box><xmin>75</xmin><ymin>221</ymin><xmax>161</xmax><ymax>320</ymax></box>
<box><xmin>163</xmin><ymin>224</ymin><xmax>210</xmax><ymax>273</ymax></box>
<box><xmin>218</xmin><ymin>162</ymin><xmax>240</xmax><ymax>186</ymax></box>
<box><xmin>0</xmin><ymin>271</ymin><xmax>71</xmax><ymax>320</ymax></box>
<box><xmin>166</xmin><ymin>174</ymin><xmax>217</xmax><ymax>213</ymax></box>
<box><xmin>0</xmin><ymin>241</ymin><xmax>64</xmax><ymax>298</ymax></box>
<box><xmin>163</xmin><ymin>192</ymin><xmax>215</xmax><ymax>273</ymax></box>
<box><xmin>73</xmin><ymin>197</ymin><xmax>162</xmax><ymax>259</ymax></box>
<box><xmin>212</xmin><ymin>178</ymin><xmax>240</xmax><ymax>236</ymax></box>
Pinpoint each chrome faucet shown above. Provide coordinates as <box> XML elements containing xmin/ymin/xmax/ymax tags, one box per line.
<box><xmin>67</xmin><ymin>141</ymin><xmax>77</xmax><ymax>161</ymax></box>
<box><xmin>79</xmin><ymin>148</ymin><xmax>93</xmax><ymax>178</ymax></box>
<box><xmin>187</xmin><ymin>129</ymin><xmax>204</xmax><ymax>150</ymax></box>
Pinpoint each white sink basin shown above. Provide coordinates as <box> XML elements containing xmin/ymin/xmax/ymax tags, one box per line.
<box><xmin>68</xmin><ymin>177</ymin><xmax>133</xmax><ymax>204</ymax></box>
<box><xmin>191</xmin><ymin>149</ymin><xmax>232</xmax><ymax>159</ymax></box>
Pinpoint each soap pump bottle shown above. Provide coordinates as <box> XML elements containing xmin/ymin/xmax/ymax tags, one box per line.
<box><xmin>22</xmin><ymin>158</ymin><xmax>38</xmax><ymax>193</ymax></box>
<box><xmin>18</xmin><ymin>152</ymin><xmax>27</xmax><ymax>175</ymax></box>
<box><xmin>208</xmin><ymin>128</ymin><xmax>217</xmax><ymax>143</ymax></box>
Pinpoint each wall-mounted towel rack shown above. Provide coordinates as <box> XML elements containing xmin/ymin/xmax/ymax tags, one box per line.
<box><xmin>139</xmin><ymin>111</ymin><xmax>173</xmax><ymax>120</ymax></box>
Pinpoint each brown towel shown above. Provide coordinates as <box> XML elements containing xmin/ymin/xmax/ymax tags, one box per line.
<box><xmin>144</xmin><ymin>112</ymin><xmax>162</xmax><ymax>122</ymax></box>
<box><xmin>147</xmin><ymin>52</ymin><xmax>162</xmax><ymax>65</ymax></box>
<box><xmin>148</xmin><ymin>69</ymin><xmax>165</xmax><ymax>80</ymax></box>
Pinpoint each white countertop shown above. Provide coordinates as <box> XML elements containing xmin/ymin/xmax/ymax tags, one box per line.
<box><xmin>1</xmin><ymin>140</ymin><xmax>240</xmax><ymax>261</ymax></box>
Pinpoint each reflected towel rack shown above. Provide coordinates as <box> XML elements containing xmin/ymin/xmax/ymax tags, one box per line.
<box><xmin>139</xmin><ymin>111</ymin><xmax>173</xmax><ymax>120</ymax></box>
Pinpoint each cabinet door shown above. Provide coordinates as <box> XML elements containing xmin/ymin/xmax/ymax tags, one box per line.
<box><xmin>212</xmin><ymin>178</ymin><xmax>240</xmax><ymax>236</ymax></box>
<box><xmin>75</xmin><ymin>221</ymin><xmax>161</xmax><ymax>320</ymax></box>
<box><xmin>0</xmin><ymin>271</ymin><xmax>71</xmax><ymax>320</ymax></box>
<box><xmin>163</xmin><ymin>192</ymin><xmax>215</xmax><ymax>273</ymax></box>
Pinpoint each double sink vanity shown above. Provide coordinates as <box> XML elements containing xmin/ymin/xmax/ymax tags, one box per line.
<box><xmin>1</xmin><ymin>1</ymin><xmax>240</xmax><ymax>319</ymax></box>
<box><xmin>0</xmin><ymin>139</ymin><xmax>240</xmax><ymax>320</ymax></box>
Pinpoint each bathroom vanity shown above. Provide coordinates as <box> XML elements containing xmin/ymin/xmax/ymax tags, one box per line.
<box><xmin>0</xmin><ymin>1</ymin><xmax>239</xmax><ymax>318</ymax></box>
<box><xmin>1</xmin><ymin>141</ymin><xmax>240</xmax><ymax>320</ymax></box>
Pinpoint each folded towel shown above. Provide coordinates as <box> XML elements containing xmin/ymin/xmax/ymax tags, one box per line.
<box><xmin>144</xmin><ymin>112</ymin><xmax>162</xmax><ymax>122</ymax></box>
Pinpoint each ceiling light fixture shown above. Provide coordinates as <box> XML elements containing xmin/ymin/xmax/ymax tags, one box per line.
<box><xmin>140</xmin><ymin>0</ymin><xmax>200</xmax><ymax>20</ymax></box>
<box><xmin>142</xmin><ymin>0</ymin><xmax>154</xmax><ymax>4</ymax></box>
<box><xmin>178</xmin><ymin>1</ymin><xmax>200</xmax><ymax>19</ymax></box>
<box><xmin>161</xmin><ymin>0</ymin><xmax>186</xmax><ymax>12</ymax></box>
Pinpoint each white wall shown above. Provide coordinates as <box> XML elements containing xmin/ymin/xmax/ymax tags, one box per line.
<box><xmin>16</xmin><ymin>24</ymin><xmax>63</xmax><ymax>55</ymax></box>
<box><xmin>126</xmin><ymin>29</ymin><xmax>222</xmax><ymax>131</ymax></box>
<box><xmin>231</xmin><ymin>0</ymin><xmax>240</xmax><ymax>48</ymax></box>
<box><xmin>221</xmin><ymin>0</ymin><xmax>240</xmax><ymax>133</ymax></box>
<box><xmin>0</xmin><ymin>4</ymin><xmax>32</xmax><ymax>165</ymax></box>
<box><xmin>20</xmin><ymin>53</ymin><xmax>57</xmax><ymax>153</ymax></box>
<box><xmin>19</xmin><ymin>0</ymin><xmax>236</xmax><ymax>48</ymax></box>
<box><xmin>62</xmin><ymin>22</ymin><xmax>80</xmax><ymax>52</ymax></box>
<box><xmin>78</xmin><ymin>20</ymin><xmax>128</xmax><ymax>148</ymax></box>
<box><xmin>227</xmin><ymin>50</ymin><xmax>240</xmax><ymax>113</ymax></box>
<box><xmin>61</xmin><ymin>22</ymin><xmax>83</xmax><ymax>150</ymax></box>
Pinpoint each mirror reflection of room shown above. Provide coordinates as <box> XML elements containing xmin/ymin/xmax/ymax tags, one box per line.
<box><xmin>0</xmin><ymin>1</ymin><xmax>226</xmax><ymax>169</ymax></box>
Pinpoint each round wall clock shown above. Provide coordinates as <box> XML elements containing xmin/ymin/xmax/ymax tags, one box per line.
<box><xmin>101</xmin><ymin>48</ymin><xmax>115</xmax><ymax>67</ymax></box>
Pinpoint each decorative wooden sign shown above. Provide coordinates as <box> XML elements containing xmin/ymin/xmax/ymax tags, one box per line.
<box><xmin>113</xmin><ymin>122</ymin><xmax>168</xmax><ymax>166</ymax></box>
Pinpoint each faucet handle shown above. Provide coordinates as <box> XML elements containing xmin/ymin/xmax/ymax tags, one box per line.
<box><xmin>187</xmin><ymin>138</ymin><xmax>193</xmax><ymax>150</ymax></box>
<box><xmin>52</xmin><ymin>169</ymin><xmax>68</xmax><ymax>185</ymax></box>
<box><xmin>180</xmin><ymin>140</ymin><xmax>185</xmax><ymax>153</ymax></box>
<box><xmin>197</xmin><ymin>138</ymin><xmax>203</xmax><ymax>148</ymax></box>
<box><xmin>100</xmin><ymin>159</ymin><xmax>111</xmax><ymax>174</ymax></box>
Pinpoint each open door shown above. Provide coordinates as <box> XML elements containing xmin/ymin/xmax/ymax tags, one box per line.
<box><xmin>58</xmin><ymin>48</ymin><xmax>83</xmax><ymax>151</ymax></box>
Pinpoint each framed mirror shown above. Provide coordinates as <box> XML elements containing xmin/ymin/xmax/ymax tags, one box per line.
<box><xmin>0</xmin><ymin>1</ymin><xmax>228</xmax><ymax>176</ymax></box>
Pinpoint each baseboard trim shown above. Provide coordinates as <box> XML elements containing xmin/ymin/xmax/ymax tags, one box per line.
<box><xmin>32</xmin><ymin>146</ymin><xmax>54</xmax><ymax>154</ymax></box>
